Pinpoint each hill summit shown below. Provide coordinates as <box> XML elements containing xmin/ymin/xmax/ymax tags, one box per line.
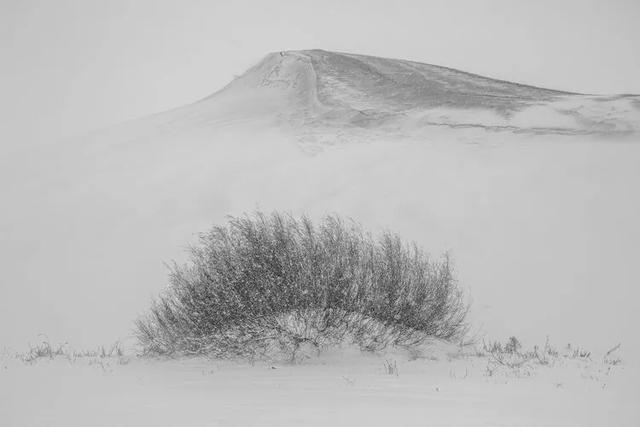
<box><xmin>184</xmin><ymin>49</ymin><xmax>638</xmax><ymax>139</ymax></box>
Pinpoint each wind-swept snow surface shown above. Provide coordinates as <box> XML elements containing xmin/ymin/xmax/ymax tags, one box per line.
<box><xmin>1</xmin><ymin>347</ymin><xmax>638</xmax><ymax>427</ymax></box>
<box><xmin>0</xmin><ymin>49</ymin><xmax>639</xmax><ymax>426</ymax></box>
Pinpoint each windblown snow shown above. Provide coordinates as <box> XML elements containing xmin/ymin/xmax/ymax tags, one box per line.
<box><xmin>1</xmin><ymin>49</ymin><xmax>639</xmax><ymax>426</ymax></box>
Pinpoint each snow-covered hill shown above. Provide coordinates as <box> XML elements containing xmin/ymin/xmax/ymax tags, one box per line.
<box><xmin>82</xmin><ymin>50</ymin><xmax>640</xmax><ymax>149</ymax></box>
<box><xmin>241</xmin><ymin>50</ymin><xmax>639</xmax><ymax>136</ymax></box>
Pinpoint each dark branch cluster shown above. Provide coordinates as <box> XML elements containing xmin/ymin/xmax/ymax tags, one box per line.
<box><xmin>136</xmin><ymin>212</ymin><xmax>468</xmax><ymax>360</ymax></box>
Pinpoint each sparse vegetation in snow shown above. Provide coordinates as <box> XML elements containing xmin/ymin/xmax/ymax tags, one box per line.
<box><xmin>476</xmin><ymin>336</ymin><xmax>623</xmax><ymax>380</ymax></box>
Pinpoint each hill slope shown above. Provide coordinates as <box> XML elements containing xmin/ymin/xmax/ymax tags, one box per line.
<box><xmin>78</xmin><ymin>50</ymin><xmax>640</xmax><ymax>151</ymax></box>
<box><xmin>140</xmin><ymin>49</ymin><xmax>639</xmax><ymax>145</ymax></box>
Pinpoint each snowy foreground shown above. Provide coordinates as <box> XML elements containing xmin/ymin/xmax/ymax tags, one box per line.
<box><xmin>1</xmin><ymin>343</ymin><xmax>637</xmax><ymax>427</ymax></box>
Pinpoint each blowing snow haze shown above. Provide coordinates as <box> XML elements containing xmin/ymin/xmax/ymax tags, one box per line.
<box><xmin>1</xmin><ymin>50</ymin><xmax>639</xmax><ymax>355</ymax></box>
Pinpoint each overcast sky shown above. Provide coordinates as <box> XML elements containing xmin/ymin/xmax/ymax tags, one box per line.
<box><xmin>2</xmin><ymin>0</ymin><xmax>639</xmax><ymax>150</ymax></box>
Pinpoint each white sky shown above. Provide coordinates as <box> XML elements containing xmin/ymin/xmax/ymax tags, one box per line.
<box><xmin>1</xmin><ymin>0</ymin><xmax>639</xmax><ymax>150</ymax></box>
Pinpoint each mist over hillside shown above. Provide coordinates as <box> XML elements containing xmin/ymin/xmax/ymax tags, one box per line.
<box><xmin>0</xmin><ymin>50</ymin><xmax>638</xmax><ymax>358</ymax></box>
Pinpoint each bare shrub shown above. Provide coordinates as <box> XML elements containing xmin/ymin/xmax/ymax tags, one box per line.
<box><xmin>135</xmin><ymin>212</ymin><xmax>468</xmax><ymax>360</ymax></box>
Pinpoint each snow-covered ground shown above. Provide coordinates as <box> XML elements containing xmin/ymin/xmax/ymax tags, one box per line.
<box><xmin>1</xmin><ymin>50</ymin><xmax>638</xmax><ymax>425</ymax></box>
<box><xmin>1</xmin><ymin>343</ymin><xmax>637</xmax><ymax>426</ymax></box>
